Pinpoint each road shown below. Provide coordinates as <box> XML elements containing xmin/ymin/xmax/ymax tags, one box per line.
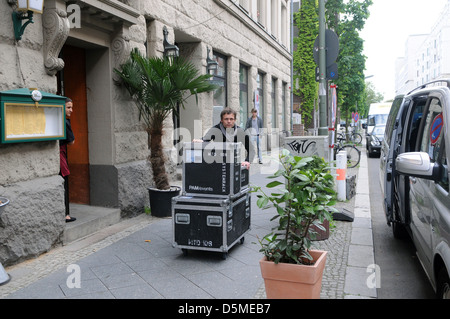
<box><xmin>367</xmin><ymin>155</ymin><xmax>436</xmax><ymax>299</ymax></box>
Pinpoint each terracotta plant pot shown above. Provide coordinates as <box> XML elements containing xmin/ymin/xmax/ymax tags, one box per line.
<box><xmin>259</xmin><ymin>250</ymin><xmax>327</xmax><ymax>299</ymax></box>
<box><xmin>309</xmin><ymin>219</ymin><xmax>330</xmax><ymax>241</ymax></box>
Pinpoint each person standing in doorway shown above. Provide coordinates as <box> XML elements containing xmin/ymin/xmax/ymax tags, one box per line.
<box><xmin>60</xmin><ymin>98</ymin><xmax>76</xmax><ymax>222</ymax></box>
<box><xmin>245</xmin><ymin>108</ymin><xmax>263</xmax><ymax>164</ymax></box>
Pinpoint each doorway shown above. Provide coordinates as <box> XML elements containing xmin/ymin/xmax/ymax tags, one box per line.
<box><xmin>58</xmin><ymin>45</ymin><xmax>90</xmax><ymax>205</ymax></box>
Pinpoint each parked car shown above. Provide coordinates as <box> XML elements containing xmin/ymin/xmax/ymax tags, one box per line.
<box><xmin>379</xmin><ymin>80</ymin><xmax>450</xmax><ymax>299</ymax></box>
<box><xmin>366</xmin><ymin>124</ymin><xmax>385</xmax><ymax>157</ymax></box>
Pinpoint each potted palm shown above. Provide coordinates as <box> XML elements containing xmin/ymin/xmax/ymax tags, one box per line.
<box><xmin>253</xmin><ymin>150</ymin><xmax>337</xmax><ymax>299</ymax></box>
<box><xmin>114</xmin><ymin>48</ymin><xmax>217</xmax><ymax>217</ymax></box>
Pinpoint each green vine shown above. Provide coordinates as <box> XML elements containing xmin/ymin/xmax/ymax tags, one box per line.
<box><xmin>293</xmin><ymin>0</ymin><xmax>318</xmax><ymax>128</ymax></box>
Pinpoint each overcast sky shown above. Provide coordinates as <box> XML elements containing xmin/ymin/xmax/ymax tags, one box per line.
<box><xmin>360</xmin><ymin>0</ymin><xmax>448</xmax><ymax>100</ymax></box>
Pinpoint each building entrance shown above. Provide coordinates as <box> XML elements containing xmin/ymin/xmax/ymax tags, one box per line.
<box><xmin>58</xmin><ymin>45</ymin><xmax>90</xmax><ymax>205</ymax></box>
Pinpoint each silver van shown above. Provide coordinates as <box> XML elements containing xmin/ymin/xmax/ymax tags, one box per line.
<box><xmin>379</xmin><ymin>80</ymin><xmax>450</xmax><ymax>299</ymax></box>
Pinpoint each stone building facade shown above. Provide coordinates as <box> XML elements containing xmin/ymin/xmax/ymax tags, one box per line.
<box><xmin>0</xmin><ymin>0</ymin><xmax>292</xmax><ymax>266</ymax></box>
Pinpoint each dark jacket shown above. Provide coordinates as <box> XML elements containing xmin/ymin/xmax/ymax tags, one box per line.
<box><xmin>203</xmin><ymin>123</ymin><xmax>254</xmax><ymax>162</ymax></box>
<box><xmin>245</xmin><ymin>116</ymin><xmax>263</xmax><ymax>135</ymax></box>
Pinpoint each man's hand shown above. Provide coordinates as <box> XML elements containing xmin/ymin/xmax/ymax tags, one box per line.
<box><xmin>241</xmin><ymin>161</ymin><xmax>250</xmax><ymax>170</ymax></box>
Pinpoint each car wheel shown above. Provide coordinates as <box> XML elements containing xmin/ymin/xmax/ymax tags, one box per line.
<box><xmin>437</xmin><ymin>268</ymin><xmax>450</xmax><ymax>299</ymax></box>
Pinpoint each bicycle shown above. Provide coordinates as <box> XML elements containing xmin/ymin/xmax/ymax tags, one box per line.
<box><xmin>337</xmin><ymin>128</ymin><xmax>362</xmax><ymax>145</ymax></box>
<box><xmin>333</xmin><ymin>135</ymin><xmax>361</xmax><ymax>168</ymax></box>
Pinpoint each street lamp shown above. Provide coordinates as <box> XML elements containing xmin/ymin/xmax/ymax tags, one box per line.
<box><xmin>206</xmin><ymin>47</ymin><xmax>218</xmax><ymax>74</ymax></box>
<box><xmin>163</xmin><ymin>26</ymin><xmax>179</xmax><ymax>58</ymax></box>
<box><xmin>12</xmin><ymin>0</ymin><xmax>45</xmax><ymax>41</ymax></box>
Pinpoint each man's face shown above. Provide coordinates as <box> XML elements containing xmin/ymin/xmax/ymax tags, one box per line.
<box><xmin>65</xmin><ymin>102</ymin><xmax>73</xmax><ymax>117</ymax></box>
<box><xmin>221</xmin><ymin>113</ymin><xmax>236</xmax><ymax>129</ymax></box>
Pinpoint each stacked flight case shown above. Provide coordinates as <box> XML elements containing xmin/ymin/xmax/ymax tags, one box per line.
<box><xmin>172</xmin><ymin>142</ymin><xmax>251</xmax><ymax>259</ymax></box>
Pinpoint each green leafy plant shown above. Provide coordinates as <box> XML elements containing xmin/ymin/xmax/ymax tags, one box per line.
<box><xmin>253</xmin><ymin>150</ymin><xmax>338</xmax><ymax>265</ymax></box>
<box><xmin>114</xmin><ymin>48</ymin><xmax>217</xmax><ymax>190</ymax></box>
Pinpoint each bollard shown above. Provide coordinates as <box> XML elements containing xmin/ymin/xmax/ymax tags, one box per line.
<box><xmin>0</xmin><ymin>263</ymin><xmax>10</xmax><ymax>286</ymax></box>
<box><xmin>336</xmin><ymin>150</ymin><xmax>347</xmax><ymax>201</ymax></box>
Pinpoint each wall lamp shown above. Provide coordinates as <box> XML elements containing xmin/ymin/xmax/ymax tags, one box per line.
<box><xmin>12</xmin><ymin>0</ymin><xmax>45</xmax><ymax>41</ymax></box>
<box><xmin>206</xmin><ymin>47</ymin><xmax>218</xmax><ymax>74</ymax></box>
<box><xmin>163</xmin><ymin>26</ymin><xmax>179</xmax><ymax>58</ymax></box>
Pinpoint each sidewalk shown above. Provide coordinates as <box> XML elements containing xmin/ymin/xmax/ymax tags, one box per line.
<box><xmin>0</xmin><ymin>148</ymin><xmax>375</xmax><ymax>299</ymax></box>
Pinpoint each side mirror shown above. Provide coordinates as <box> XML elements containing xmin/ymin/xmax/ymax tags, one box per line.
<box><xmin>362</xmin><ymin>123</ymin><xmax>367</xmax><ymax>129</ymax></box>
<box><xmin>395</xmin><ymin>152</ymin><xmax>440</xmax><ymax>181</ymax></box>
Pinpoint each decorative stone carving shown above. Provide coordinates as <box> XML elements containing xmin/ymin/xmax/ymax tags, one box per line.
<box><xmin>112</xmin><ymin>34</ymin><xmax>131</xmax><ymax>83</ymax></box>
<box><xmin>42</xmin><ymin>7</ymin><xmax>70</xmax><ymax>76</ymax></box>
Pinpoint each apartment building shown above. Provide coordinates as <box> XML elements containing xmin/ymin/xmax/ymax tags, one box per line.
<box><xmin>395</xmin><ymin>0</ymin><xmax>450</xmax><ymax>95</ymax></box>
<box><xmin>0</xmin><ymin>0</ymin><xmax>292</xmax><ymax>266</ymax></box>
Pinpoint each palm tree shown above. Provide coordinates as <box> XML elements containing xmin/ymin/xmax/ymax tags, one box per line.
<box><xmin>115</xmin><ymin>48</ymin><xmax>217</xmax><ymax>190</ymax></box>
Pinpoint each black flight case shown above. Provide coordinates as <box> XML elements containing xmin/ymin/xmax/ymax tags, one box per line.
<box><xmin>172</xmin><ymin>188</ymin><xmax>251</xmax><ymax>259</ymax></box>
<box><xmin>182</xmin><ymin>142</ymin><xmax>249</xmax><ymax>198</ymax></box>
<box><xmin>172</xmin><ymin>142</ymin><xmax>251</xmax><ymax>259</ymax></box>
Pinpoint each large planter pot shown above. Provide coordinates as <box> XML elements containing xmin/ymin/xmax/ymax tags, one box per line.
<box><xmin>310</xmin><ymin>219</ymin><xmax>330</xmax><ymax>241</ymax></box>
<box><xmin>259</xmin><ymin>250</ymin><xmax>327</xmax><ymax>299</ymax></box>
<box><xmin>148</xmin><ymin>186</ymin><xmax>180</xmax><ymax>218</ymax></box>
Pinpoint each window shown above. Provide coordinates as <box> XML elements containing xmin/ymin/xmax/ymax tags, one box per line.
<box><xmin>212</xmin><ymin>52</ymin><xmax>227</xmax><ymax>109</ymax></box>
<box><xmin>239</xmin><ymin>0</ymin><xmax>249</xmax><ymax>13</ymax></box>
<box><xmin>257</xmin><ymin>72</ymin><xmax>265</xmax><ymax>124</ymax></box>
<box><xmin>257</xmin><ymin>0</ymin><xmax>266</xmax><ymax>26</ymax></box>
<box><xmin>282</xmin><ymin>82</ymin><xmax>287</xmax><ymax>131</ymax></box>
<box><xmin>437</xmin><ymin>141</ymin><xmax>448</xmax><ymax>191</ymax></box>
<box><xmin>419</xmin><ymin>98</ymin><xmax>443</xmax><ymax>161</ymax></box>
<box><xmin>239</xmin><ymin>64</ymin><xmax>249</xmax><ymax>128</ymax></box>
<box><xmin>271</xmin><ymin>77</ymin><xmax>278</xmax><ymax>128</ymax></box>
<box><xmin>406</xmin><ymin>98</ymin><xmax>426</xmax><ymax>152</ymax></box>
<box><xmin>271</xmin><ymin>0</ymin><xmax>278</xmax><ymax>38</ymax></box>
<box><xmin>384</xmin><ymin>98</ymin><xmax>405</xmax><ymax>146</ymax></box>
<box><xmin>418</xmin><ymin>99</ymin><xmax>448</xmax><ymax>191</ymax></box>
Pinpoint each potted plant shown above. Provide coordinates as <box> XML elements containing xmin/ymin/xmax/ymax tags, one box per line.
<box><xmin>253</xmin><ymin>150</ymin><xmax>338</xmax><ymax>299</ymax></box>
<box><xmin>114</xmin><ymin>48</ymin><xmax>217</xmax><ymax>217</ymax></box>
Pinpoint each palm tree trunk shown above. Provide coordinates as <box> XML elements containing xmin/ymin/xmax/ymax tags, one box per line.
<box><xmin>149</xmin><ymin>129</ymin><xmax>170</xmax><ymax>190</ymax></box>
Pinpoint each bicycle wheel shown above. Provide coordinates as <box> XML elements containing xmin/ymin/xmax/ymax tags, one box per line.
<box><xmin>340</xmin><ymin>145</ymin><xmax>361</xmax><ymax>168</ymax></box>
<box><xmin>351</xmin><ymin>133</ymin><xmax>362</xmax><ymax>144</ymax></box>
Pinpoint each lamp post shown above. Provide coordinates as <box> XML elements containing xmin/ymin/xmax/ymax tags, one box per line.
<box><xmin>163</xmin><ymin>26</ymin><xmax>179</xmax><ymax>58</ymax></box>
<box><xmin>12</xmin><ymin>0</ymin><xmax>45</xmax><ymax>41</ymax></box>
<box><xmin>206</xmin><ymin>47</ymin><xmax>218</xmax><ymax>75</ymax></box>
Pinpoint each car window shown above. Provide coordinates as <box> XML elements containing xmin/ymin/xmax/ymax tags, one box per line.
<box><xmin>373</xmin><ymin>126</ymin><xmax>385</xmax><ymax>135</ymax></box>
<box><xmin>406</xmin><ymin>99</ymin><xmax>426</xmax><ymax>152</ymax></box>
<box><xmin>375</xmin><ymin>114</ymin><xmax>389</xmax><ymax>126</ymax></box>
<box><xmin>419</xmin><ymin>98</ymin><xmax>444</xmax><ymax>162</ymax></box>
<box><xmin>385</xmin><ymin>98</ymin><xmax>403</xmax><ymax>145</ymax></box>
<box><xmin>437</xmin><ymin>140</ymin><xmax>449</xmax><ymax>192</ymax></box>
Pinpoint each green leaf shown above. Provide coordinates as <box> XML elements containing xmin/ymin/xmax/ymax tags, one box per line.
<box><xmin>266</xmin><ymin>181</ymin><xmax>284</xmax><ymax>188</ymax></box>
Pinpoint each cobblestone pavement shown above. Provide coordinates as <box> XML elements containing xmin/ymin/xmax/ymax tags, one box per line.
<box><xmin>1</xmin><ymin>150</ymin><xmax>368</xmax><ymax>299</ymax></box>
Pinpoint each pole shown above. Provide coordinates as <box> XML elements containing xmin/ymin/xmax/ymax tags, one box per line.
<box><xmin>318</xmin><ymin>0</ymin><xmax>328</xmax><ymax>136</ymax></box>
